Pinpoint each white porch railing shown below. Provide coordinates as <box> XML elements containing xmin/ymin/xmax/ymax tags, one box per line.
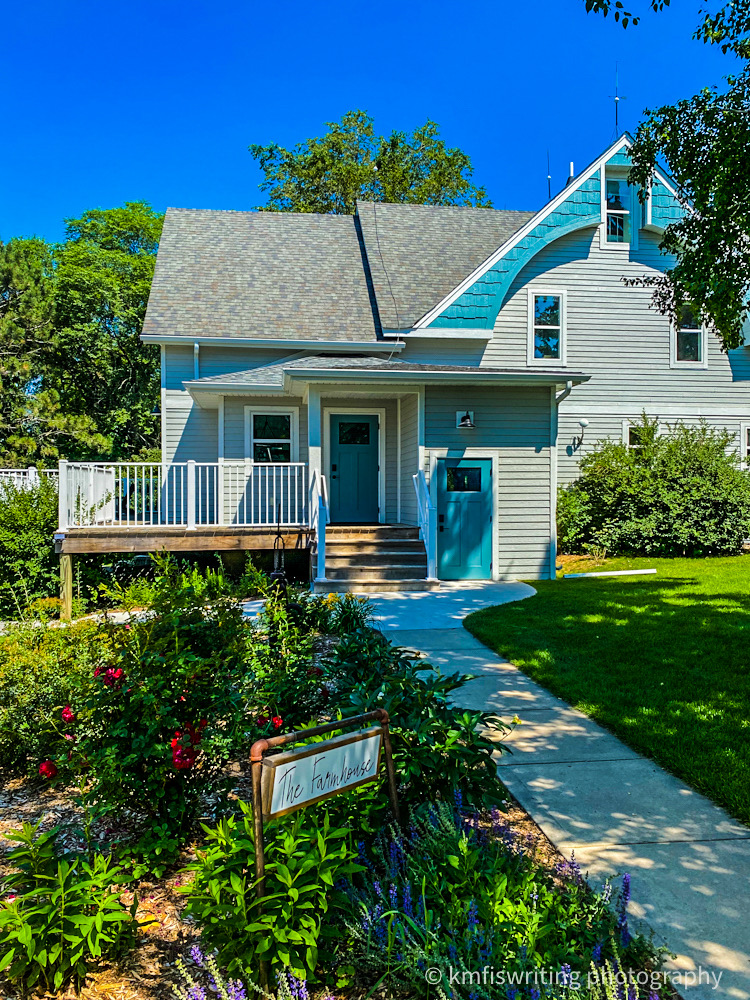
<box><xmin>309</xmin><ymin>470</ymin><xmax>330</xmax><ymax>582</ymax></box>
<box><xmin>0</xmin><ymin>467</ymin><xmax>59</xmax><ymax>491</ymax></box>
<box><xmin>413</xmin><ymin>469</ymin><xmax>438</xmax><ymax>580</ymax></box>
<box><xmin>58</xmin><ymin>460</ymin><xmax>310</xmax><ymax>530</ymax></box>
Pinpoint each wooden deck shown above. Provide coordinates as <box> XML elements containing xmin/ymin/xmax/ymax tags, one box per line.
<box><xmin>55</xmin><ymin>526</ymin><xmax>312</xmax><ymax>555</ymax></box>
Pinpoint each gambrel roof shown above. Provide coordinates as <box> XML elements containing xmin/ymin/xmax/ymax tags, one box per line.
<box><xmin>142</xmin><ymin>135</ymin><xmax>681</xmax><ymax>346</ymax></box>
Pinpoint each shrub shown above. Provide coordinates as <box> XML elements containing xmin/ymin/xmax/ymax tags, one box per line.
<box><xmin>181</xmin><ymin>802</ymin><xmax>361</xmax><ymax>983</ymax></box>
<box><xmin>0</xmin><ymin>619</ymin><xmax>105</xmax><ymax>775</ymax></box>
<box><xmin>0</xmin><ymin>822</ymin><xmax>138</xmax><ymax>993</ymax></box>
<box><xmin>558</xmin><ymin>416</ymin><xmax>750</xmax><ymax>556</ymax></box>
<box><xmin>328</xmin><ymin>629</ymin><xmax>511</xmax><ymax>814</ymax></box>
<box><xmin>55</xmin><ymin>563</ymin><xmax>253</xmax><ymax>869</ymax></box>
<box><xmin>0</xmin><ymin>478</ymin><xmax>59</xmax><ymax>618</ymax></box>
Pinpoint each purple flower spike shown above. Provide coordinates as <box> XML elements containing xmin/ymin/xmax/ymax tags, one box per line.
<box><xmin>190</xmin><ymin>944</ymin><xmax>205</xmax><ymax>968</ymax></box>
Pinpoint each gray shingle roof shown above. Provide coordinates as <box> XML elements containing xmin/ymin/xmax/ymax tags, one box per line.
<box><xmin>356</xmin><ymin>201</ymin><xmax>535</xmax><ymax>329</ymax></box>
<box><xmin>142</xmin><ymin>209</ymin><xmax>380</xmax><ymax>342</ymax></box>
<box><xmin>185</xmin><ymin>353</ymin><xmax>586</xmax><ymax>388</ymax></box>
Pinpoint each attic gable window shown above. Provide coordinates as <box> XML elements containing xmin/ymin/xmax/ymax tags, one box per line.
<box><xmin>528</xmin><ymin>290</ymin><xmax>566</xmax><ymax>365</ymax></box>
<box><xmin>605</xmin><ymin>174</ymin><xmax>631</xmax><ymax>244</ymax></box>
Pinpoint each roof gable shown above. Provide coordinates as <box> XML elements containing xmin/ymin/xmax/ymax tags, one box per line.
<box><xmin>416</xmin><ymin>135</ymin><xmax>684</xmax><ymax>331</ymax></box>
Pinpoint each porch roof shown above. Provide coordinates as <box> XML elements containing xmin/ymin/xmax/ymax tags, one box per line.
<box><xmin>183</xmin><ymin>353</ymin><xmax>589</xmax><ymax>402</ymax></box>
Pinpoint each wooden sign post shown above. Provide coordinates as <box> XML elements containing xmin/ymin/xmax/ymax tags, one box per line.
<box><xmin>250</xmin><ymin>707</ymin><xmax>399</xmax><ymax>910</ymax></box>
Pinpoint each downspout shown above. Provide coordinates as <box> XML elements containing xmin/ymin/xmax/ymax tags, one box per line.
<box><xmin>550</xmin><ymin>380</ymin><xmax>573</xmax><ymax>580</ymax></box>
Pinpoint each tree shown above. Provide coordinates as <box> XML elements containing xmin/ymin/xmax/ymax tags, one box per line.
<box><xmin>0</xmin><ymin>202</ymin><xmax>163</xmax><ymax>465</ymax></box>
<box><xmin>249</xmin><ymin>110</ymin><xmax>491</xmax><ymax>214</ymax></box>
<box><xmin>584</xmin><ymin>0</ymin><xmax>750</xmax><ymax>351</ymax></box>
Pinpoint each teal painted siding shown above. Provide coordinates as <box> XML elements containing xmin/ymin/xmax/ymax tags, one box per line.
<box><xmin>650</xmin><ymin>178</ymin><xmax>683</xmax><ymax>230</ymax></box>
<box><xmin>428</xmin><ymin>175</ymin><xmax>601</xmax><ymax>330</ymax></box>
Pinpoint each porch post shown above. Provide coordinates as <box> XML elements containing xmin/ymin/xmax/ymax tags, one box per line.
<box><xmin>307</xmin><ymin>386</ymin><xmax>322</xmax><ymax>497</ymax></box>
<box><xmin>58</xmin><ymin>460</ymin><xmax>69</xmax><ymax>530</ymax></box>
<box><xmin>60</xmin><ymin>553</ymin><xmax>73</xmax><ymax>621</ymax></box>
<box><xmin>187</xmin><ymin>460</ymin><xmax>196</xmax><ymax>530</ymax></box>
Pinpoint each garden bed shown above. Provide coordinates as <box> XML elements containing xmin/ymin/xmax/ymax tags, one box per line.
<box><xmin>0</xmin><ymin>559</ymin><xmax>668</xmax><ymax>999</ymax></box>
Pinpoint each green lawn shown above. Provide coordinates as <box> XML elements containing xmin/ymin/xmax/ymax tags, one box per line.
<box><xmin>464</xmin><ymin>555</ymin><xmax>750</xmax><ymax>826</ymax></box>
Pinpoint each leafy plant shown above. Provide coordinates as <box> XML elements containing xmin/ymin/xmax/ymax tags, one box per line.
<box><xmin>558</xmin><ymin>416</ymin><xmax>750</xmax><ymax>556</ymax></box>
<box><xmin>0</xmin><ymin>478</ymin><xmax>59</xmax><ymax>618</ymax></box>
<box><xmin>0</xmin><ymin>822</ymin><xmax>138</xmax><ymax>993</ymax></box>
<box><xmin>54</xmin><ymin>557</ymin><xmax>252</xmax><ymax>870</ymax></box>
<box><xmin>328</xmin><ymin>628</ymin><xmax>511</xmax><ymax>812</ymax></box>
<box><xmin>181</xmin><ymin>801</ymin><xmax>362</xmax><ymax>983</ymax></box>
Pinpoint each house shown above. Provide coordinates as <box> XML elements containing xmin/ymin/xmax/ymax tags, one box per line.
<box><xmin>54</xmin><ymin>133</ymin><xmax>750</xmax><ymax>602</ymax></box>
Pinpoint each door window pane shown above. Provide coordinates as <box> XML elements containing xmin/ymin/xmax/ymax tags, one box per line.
<box><xmin>338</xmin><ymin>421</ymin><xmax>370</xmax><ymax>445</ymax></box>
<box><xmin>447</xmin><ymin>467</ymin><xmax>481</xmax><ymax>492</ymax></box>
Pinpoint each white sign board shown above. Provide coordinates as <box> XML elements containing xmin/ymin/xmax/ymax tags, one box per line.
<box><xmin>261</xmin><ymin>726</ymin><xmax>383</xmax><ymax>818</ymax></box>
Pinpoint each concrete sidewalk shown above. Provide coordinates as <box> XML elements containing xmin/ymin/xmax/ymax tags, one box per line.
<box><xmin>371</xmin><ymin>594</ymin><xmax>750</xmax><ymax>1000</ymax></box>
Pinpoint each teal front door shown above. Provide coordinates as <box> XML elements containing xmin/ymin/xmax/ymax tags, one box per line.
<box><xmin>329</xmin><ymin>414</ymin><xmax>379</xmax><ymax>523</ymax></box>
<box><xmin>437</xmin><ymin>458</ymin><xmax>492</xmax><ymax>579</ymax></box>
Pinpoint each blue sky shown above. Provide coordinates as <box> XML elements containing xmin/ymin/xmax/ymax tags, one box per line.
<box><xmin>1</xmin><ymin>0</ymin><xmax>734</xmax><ymax>243</ymax></box>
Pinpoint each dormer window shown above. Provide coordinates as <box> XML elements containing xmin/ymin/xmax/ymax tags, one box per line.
<box><xmin>605</xmin><ymin>174</ymin><xmax>630</xmax><ymax>244</ymax></box>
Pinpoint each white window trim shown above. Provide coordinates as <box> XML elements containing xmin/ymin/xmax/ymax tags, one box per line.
<box><xmin>670</xmin><ymin>318</ymin><xmax>708</xmax><ymax>370</ymax></box>
<box><xmin>622</xmin><ymin>419</ymin><xmax>647</xmax><ymax>449</ymax></box>
<box><xmin>244</xmin><ymin>405</ymin><xmax>300</xmax><ymax>462</ymax></box>
<box><xmin>599</xmin><ymin>165</ymin><xmax>639</xmax><ymax>251</ymax></box>
<box><xmin>740</xmin><ymin>422</ymin><xmax>750</xmax><ymax>470</ymax></box>
<box><xmin>322</xmin><ymin>406</ymin><xmax>386</xmax><ymax>524</ymax></box>
<box><xmin>527</xmin><ymin>288</ymin><xmax>567</xmax><ymax>366</ymax></box>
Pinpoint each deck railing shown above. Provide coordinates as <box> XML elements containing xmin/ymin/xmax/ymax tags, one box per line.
<box><xmin>0</xmin><ymin>467</ymin><xmax>59</xmax><ymax>491</ymax></box>
<box><xmin>413</xmin><ymin>469</ymin><xmax>438</xmax><ymax>580</ymax></box>
<box><xmin>58</xmin><ymin>460</ymin><xmax>309</xmax><ymax>530</ymax></box>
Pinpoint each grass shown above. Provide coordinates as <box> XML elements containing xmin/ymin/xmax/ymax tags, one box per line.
<box><xmin>464</xmin><ymin>554</ymin><xmax>750</xmax><ymax>826</ymax></box>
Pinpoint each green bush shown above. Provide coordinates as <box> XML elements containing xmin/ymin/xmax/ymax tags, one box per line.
<box><xmin>182</xmin><ymin>802</ymin><xmax>361</xmax><ymax>982</ymax></box>
<box><xmin>0</xmin><ymin>822</ymin><xmax>138</xmax><ymax>993</ymax></box>
<box><xmin>328</xmin><ymin>628</ymin><xmax>511</xmax><ymax>813</ymax></box>
<box><xmin>54</xmin><ymin>563</ymin><xmax>253</xmax><ymax>870</ymax></box>
<box><xmin>0</xmin><ymin>478</ymin><xmax>59</xmax><ymax>618</ymax></box>
<box><xmin>0</xmin><ymin>619</ymin><xmax>106</xmax><ymax>775</ymax></box>
<box><xmin>558</xmin><ymin>416</ymin><xmax>750</xmax><ymax>556</ymax></box>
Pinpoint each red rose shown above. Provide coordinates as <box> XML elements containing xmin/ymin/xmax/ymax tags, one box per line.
<box><xmin>256</xmin><ymin>714</ymin><xmax>269</xmax><ymax>727</ymax></box>
<box><xmin>61</xmin><ymin>705</ymin><xmax>75</xmax><ymax>723</ymax></box>
<box><xmin>94</xmin><ymin>666</ymin><xmax>103</xmax><ymax>677</ymax></box>
<box><xmin>103</xmin><ymin>667</ymin><xmax>125</xmax><ymax>689</ymax></box>
<box><xmin>39</xmin><ymin>760</ymin><xmax>58</xmax><ymax>779</ymax></box>
<box><xmin>272</xmin><ymin>716</ymin><xmax>283</xmax><ymax>730</ymax></box>
<box><xmin>171</xmin><ymin>730</ymin><xmax>200</xmax><ymax>770</ymax></box>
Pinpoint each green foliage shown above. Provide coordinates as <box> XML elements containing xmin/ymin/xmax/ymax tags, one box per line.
<box><xmin>0</xmin><ymin>822</ymin><xmax>138</xmax><ymax>993</ymax></box>
<box><xmin>328</xmin><ymin>628</ymin><xmax>510</xmax><ymax>813</ymax></box>
<box><xmin>0</xmin><ymin>478</ymin><xmax>59</xmax><ymax>617</ymax></box>
<box><xmin>250</xmin><ymin>109</ymin><xmax>491</xmax><ymax>214</ymax></box>
<box><xmin>347</xmin><ymin>802</ymin><xmax>661</xmax><ymax>998</ymax></box>
<box><xmin>0</xmin><ymin>201</ymin><xmax>162</xmax><ymax>463</ymax></box>
<box><xmin>0</xmin><ymin>619</ymin><xmax>105</xmax><ymax>775</ymax></box>
<box><xmin>585</xmin><ymin>0</ymin><xmax>750</xmax><ymax>349</ymax></box>
<box><xmin>60</xmin><ymin>560</ymin><xmax>252</xmax><ymax>869</ymax></box>
<box><xmin>557</xmin><ymin>416</ymin><xmax>750</xmax><ymax>556</ymax></box>
<box><xmin>182</xmin><ymin>802</ymin><xmax>362</xmax><ymax>981</ymax></box>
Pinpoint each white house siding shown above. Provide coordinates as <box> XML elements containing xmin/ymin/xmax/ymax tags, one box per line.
<box><xmin>423</xmin><ymin>386</ymin><xmax>553</xmax><ymax>580</ymax></box>
<box><xmin>399</xmin><ymin>393</ymin><xmax>419</xmax><ymax>525</ymax></box>
<box><xmin>484</xmin><ymin>226</ymin><xmax>750</xmax><ymax>483</ymax></box>
<box><xmin>164</xmin><ymin>400</ymin><xmax>218</xmax><ymax>464</ymax></box>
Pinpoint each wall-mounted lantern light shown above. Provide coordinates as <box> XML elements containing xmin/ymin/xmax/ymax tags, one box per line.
<box><xmin>573</xmin><ymin>418</ymin><xmax>589</xmax><ymax>450</ymax></box>
<box><xmin>456</xmin><ymin>410</ymin><xmax>475</xmax><ymax>429</ymax></box>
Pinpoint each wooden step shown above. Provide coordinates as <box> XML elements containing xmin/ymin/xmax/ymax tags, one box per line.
<box><xmin>324</xmin><ymin>541</ymin><xmax>426</xmax><ymax>556</ymax></box>
<box><xmin>325</xmin><ymin>565</ymin><xmax>428</xmax><ymax>581</ymax></box>
<box><xmin>326</xmin><ymin>552</ymin><xmax>428</xmax><ymax>568</ymax></box>
<box><xmin>325</xmin><ymin>525</ymin><xmax>421</xmax><ymax>541</ymax></box>
<box><xmin>314</xmin><ymin>578</ymin><xmax>441</xmax><ymax>594</ymax></box>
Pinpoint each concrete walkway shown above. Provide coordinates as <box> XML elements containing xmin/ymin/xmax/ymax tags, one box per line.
<box><xmin>371</xmin><ymin>588</ymin><xmax>750</xmax><ymax>1000</ymax></box>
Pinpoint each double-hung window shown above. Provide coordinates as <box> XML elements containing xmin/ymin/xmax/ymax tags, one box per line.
<box><xmin>605</xmin><ymin>175</ymin><xmax>630</xmax><ymax>244</ymax></box>
<box><xmin>244</xmin><ymin>407</ymin><xmax>299</xmax><ymax>462</ymax></box>
<box><xmin>528</xmin><ymin>290</ymin><xmax>565</xmax><ymax>364</ymax></box>
<box><xmin>672</xmin><ymin>303</ymin><xmax>705</xmax><ymax>366</ymax></box>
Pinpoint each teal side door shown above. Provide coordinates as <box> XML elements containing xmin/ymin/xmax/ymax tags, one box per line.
<box><xmin>329</xmin><ymin>414</ymin><xmax>379</xmax><ymax>523</ymax></box>
<box><xmin>437</xmin><ymin>458</ymin><xmax>492</xmax><ymax>579</ymax></box>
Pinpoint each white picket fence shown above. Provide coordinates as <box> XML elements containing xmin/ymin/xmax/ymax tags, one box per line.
<box><xmin>57</xmin><ymin>460</ymin><xmax>310</xmax><ymax>530</ymax></box>
<box><xmin>0</xmin><ymin>467</ymin><xmax>59</xmax><ymax>491</ymax></box>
